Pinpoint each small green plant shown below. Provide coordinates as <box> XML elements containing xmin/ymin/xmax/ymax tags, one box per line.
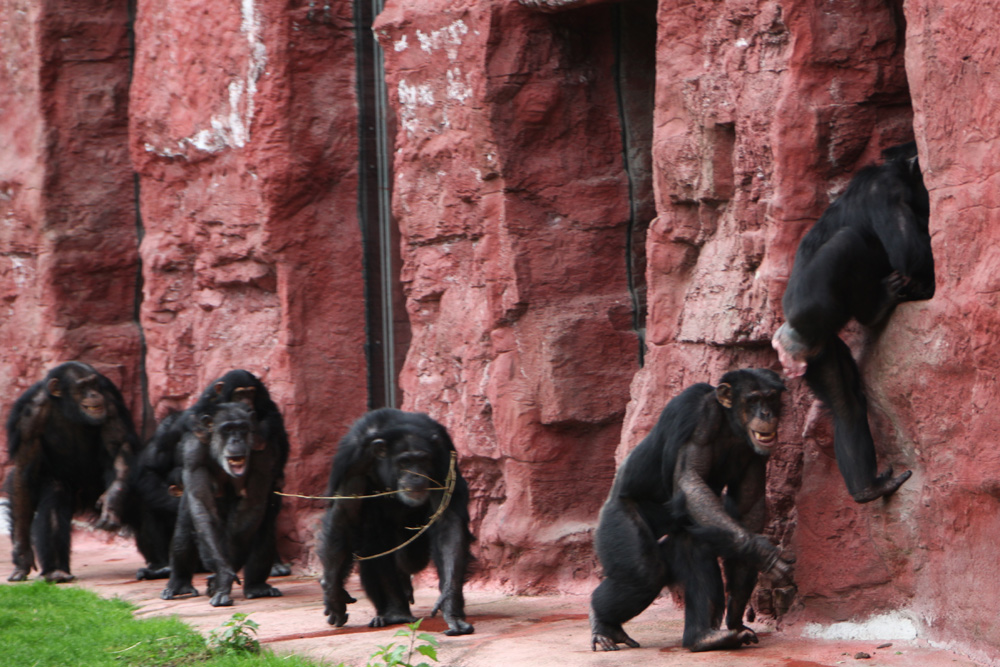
<box><xmin>366</xmin><ymin>619</ymin><xmax>439</xmax><ymax>667</ymax></box>
<box><xmin>210</xmin><ymin>612</ymin><xmax>262</xmax><ymax>655</ymax></box>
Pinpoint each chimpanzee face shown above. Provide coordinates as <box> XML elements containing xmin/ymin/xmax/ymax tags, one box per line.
<box><xmin>738</xmin><ymin>388</ymin><xmax>782</xmax><ymax>456</ymax></box>
<box><xmin>716</xmin><ymin>369</ymin><xmax>785</xmax><ymax>457</ymax></box>
<box><xmin>206</xmin><ymin>404</ymin><xmax>256</xmax><ymax>478</ymax></box>
<box><xmin>49</xmin><ymin>367</ymin><xmax>107</xmax><ymax>425</ymax></box>
<box><xmin>372</xmin><ymin>432</ymin><xmax>440</xmax><ymax>508</ymax></box>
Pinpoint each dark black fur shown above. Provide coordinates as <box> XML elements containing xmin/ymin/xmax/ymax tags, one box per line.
<box><xmin>160</xmin><ymin>401</ymin><xmax>286</xmax><ymax>606</ymax></box>
<box><xmin>126</xmin><ymin>370</ymin><xmax>290</xmax><ymax>580</ymax></box>
<box><xmin>319</xmin><ymin>408</ymin><xmax>474</xmax><ymax>636</ymax></box>
<box><xmin>590</xmin><ymin>369</ymin><xmax>793</xmax><ymax>652</ymax></box>
<box><xmin>777</xmin><ymin>142</ymin><xmax>934</xmax><ymax>502</ymax></box>
<box><xmin>6</xmin><ymin>361</ymin><xmax>139</xmax><ymax>582</ymax></box>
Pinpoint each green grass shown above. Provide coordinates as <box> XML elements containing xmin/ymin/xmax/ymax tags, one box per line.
<box><xmin>0</xmin><ymin>581</ymin><xmax>322</xmax><ymax>667</ymax></box>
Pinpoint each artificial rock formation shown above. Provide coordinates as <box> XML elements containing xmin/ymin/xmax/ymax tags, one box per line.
<box><xmin>1</xmin><ymin>0</ymin><xmax>1000</xmax><ymax>661</ymax></box>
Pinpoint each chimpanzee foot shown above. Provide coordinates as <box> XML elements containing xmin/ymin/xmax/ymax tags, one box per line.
<box><xmin>160</xmin><ymin>583</ymin><xmax>199</xmax><ymax>600</ymax></box>
<box><xmin>771</xmin><ymin>324</ymin><xmax>813</xmax><ymax>379</ymax></box>
<box><xmin>209</xmin><ymin>592</ymin><xmax>234</xmax><ymax>607</ymax></box>
<box><xmin>136</xmin><ymin>565</ymin><xmax>171</xmax><ymax>581</ymax></box>
<box><xmin>591</xmin><ymin>622</ymin><xmax>640</xmax><ymax>651</ymax></box>
<box><xmin>40</xmin><ymin>570</ymin><xmax>75</xmax><ymax>583</ymax></box>
<box><xmin>245</xmin><ymin>583</ymin><xmax>282</xmax><ymax>599</ymax></box>
<box><xmin>852</xmin><ymin>469</ymin><xmax>913</xmax><ymax>504</ymax></box>
<box><xmin>327</xmin><ymin>611</ymin><xmax>349</xmax><ymax>627</ymax></box>
<box><xmin>443</xmin><ymin>617</ymin><xmax>474</xmax><ymax>636</ymax></box>
<box><xmin>269</xmin><ymin>563</ymin><xmax>292</xmax><ymax>577</ymax></box>
<box><xmin>689</xmin><ymin>629</ymin><xmax>748</xmax><ymax>652</ymax></box>
<box><xmin>8</xmin><ymin>567</ymin><xmax>30</xmax><ymax>582</ymax></box>
<box><xmin>369</xmin><ymin>613</ymin><xmax>417</xmax><ymax>628</ymax></box>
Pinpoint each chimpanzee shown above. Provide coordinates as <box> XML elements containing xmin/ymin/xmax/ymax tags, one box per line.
<box><xmin>319</xmin><ymin>408</ymin><xmax>474</xmax><ymax>636</ymax></box>
<box><xmin>160</xmin><ymin>402</ymin><xmax>285</xmax><ymax>606</ymax></box>
<box><xmin>6</xmin><ymin>361</ymin><xmax>140</xmax><ymax>582</ymax></box>
<box><xmin>126</xmin><ymin>369</ymin><xmax>290</xmax><ymax>580</ymax></box>
<box><xmin>590</xmin><ymin>368</ymin><xmax>794</xmax><ymax>653</ymax></box>
<box><xmin>126</xmin><ymin>412</ymin><xmax>187</xmax><ymax>580</ymax></box>
<box><xmin>772</xmin><ymin>142</ymin><xmax>934</xmax><ymax>503</ymax></box>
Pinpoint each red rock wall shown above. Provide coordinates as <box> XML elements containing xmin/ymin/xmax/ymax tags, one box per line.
<box><xmin>128</xmin><ymin>0</ymin><xmax>369</xmax><ymax>549</ymax></box>
<box><xmin>375</xmin><ymin>1</ymin><xmax>642</xmax><ymax>592</ymax></box>
<box><xmin>2</xmin><ymin>0</ymin><xmax>1000</xmax><ymax>661</ymax></box>
<box><xmin>0</xmin><ymin>0</ymin><xmax>142</xmax><ymax>408</ymax></box>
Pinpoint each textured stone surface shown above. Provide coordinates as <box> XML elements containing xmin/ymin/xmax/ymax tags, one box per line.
<box><xmin>2</xmin><ymin>0</ymin><xmax>1000</xmax><ymax>662</ymax></box>
<box><xmin>376</xmin><ymin>0</ymin><xmax>643</xmax><ymax>592</ymax></box>
<box><xmin>129</xmin><ymin>0</ymin><xmax>369</xmax><ymax>550</ymax></box>
<box><xmin>0</xmin><ymin>0</ymin><xmax>142</xmax><ymax>412</ymax></box>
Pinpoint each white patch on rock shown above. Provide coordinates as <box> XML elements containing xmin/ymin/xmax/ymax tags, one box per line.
<box><xmin>802</xmin><ymin>613</ymin><xmax>919</xmax><ymax>641</ymax></box>
<box><xmin>398</xmin><ymin>79</ymin><xmax>436</xmax><ymax>136</ymax></box>
<box><xmin>147</xmin><ymin>0</ymin><xmax>267</xmax><ymax>156</ymax></box>
<box><xmin>415</xmin><ymin>20</ymin><xmax>468</xmax><ymax>60</ymax></box>
<box><xmin>446</xmin><ymin>68</ymin><xmax>472</xmax><ymax>103</ymax></box>
<box><xmin>394</xmin><ymin>34</ymin><xmax>408</xmax><ymax>52</ymax></box>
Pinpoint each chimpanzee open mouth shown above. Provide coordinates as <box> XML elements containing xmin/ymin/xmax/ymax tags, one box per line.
<box><xmin>750</xmin><ymin>430</ymin><xmax>777</xmax><ymax>448</ymax></box>
<box><xmin>82</xmin><ymin>404</ymin><xmax>106</xmax><ymax>419</ymax></box>
<box><xmin>226</xmin><ymin>456</ymin><xmax>248</xmax><ymax>476</ymax></box>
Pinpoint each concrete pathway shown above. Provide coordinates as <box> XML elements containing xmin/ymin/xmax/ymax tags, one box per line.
<box><xmin>0</xmin><ymin>529</ymin><xmax>985</xmax><ymax>667</ymax></box>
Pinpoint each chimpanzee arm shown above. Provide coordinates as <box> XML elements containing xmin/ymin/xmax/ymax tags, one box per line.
<box><xmin>320</xmin><ymin>498</ymin><xmax>361</xmax><ymax>627</ymax></box>
<box><xmin>676</xmin><ymin>452</ymin><xmax>753</xmax><ymax>545</ymax></box>
<box><xmin>673</xmin><ymin>417</ymin><xmax>786</xmax><ymax>579</ymax></box>
<box><xmin>95</xmin><ymin>400</ymin><xmax>137</xmax><ymax>530</ymax></box>
<box><xmin>182</xmin><ymin>467</ymin><xmax>230</xmax><ymax>570</ymax></box>
<box><xmin>179</xmin><ymin>437</ymin><xmax>237</xmax><ymax>601</ymax></box>
<box><xmin>874</xmin><ymin>177</ymin><xmax>935</xmax><ymax>301</ymax></box>
<box><xmin>7</xmin><ymin>392</ymin><xmax>47</xmax><ymax>580</ymax></box>
<box><xmin>672</xmin><ymin>408</ymin><xmax>753</xmax><ymax>548</ymax></box>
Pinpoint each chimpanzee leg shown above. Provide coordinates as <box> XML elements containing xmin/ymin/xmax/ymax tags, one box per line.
<box><xmin>32</xmin><ymin>482</ymin><xmax>75</xmax><ymax>582</ymax></box>
<box><xmin>590</xmin><ymin>499</ymin><xmax>666</xmax><ymax>651</ymax></box>
<box><xmin>429</xmin><ymin>513</ymin><xmax>473</xmax><ymax>635</ymax></box>
<box><xmin>667</xmin><ymin>534</ymin><xmax>731</xmax><ymax>651</ymax></box>
<box><xmin>805</xmin><ymin>337</ymin><xmax>910</xmax><ymax>502</ymax></box>
<box><xmin>241</xmin><ymin>504</ymin><xmax>282</xmax><ymax>599</ymax></box>
<box><xmin>161</xmin><ymin>496</ymin><xmax>199</xmax><ymax>599</ymax></box>
<box><xmin>722</xmin><ymin>556</ymin><xmax>759</xmax><ymax>638</ymax></box>
<box><xmin>134</xmin><ymin>510</ymin><xmax>173</xmax><ymax>580</ymax></box>
<box><xmin>360</xmin><ymin>557</ymin><xmax>416</xmax><ymax>627</ymax></box>
<box><xmin>8</xmin><ymin>466</ymin><xmax>40</xmax><ymax>581</ymax></box>
<box><xmin>590</xmin><ymin>576</ymin><xmax>661</xmax><ymax>650</ymax></box>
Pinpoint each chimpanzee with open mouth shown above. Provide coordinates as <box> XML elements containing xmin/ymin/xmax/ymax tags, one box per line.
<box><xmin>160</xmin><ymin>401</ymin><xmax>284</xmax><ymax>606</ymax></box>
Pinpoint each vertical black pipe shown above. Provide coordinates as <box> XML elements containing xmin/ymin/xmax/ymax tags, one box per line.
<box><xmin>355</xmin><ymin>0</ymin><xmax>404</xmax><ymax>408</ymax></box>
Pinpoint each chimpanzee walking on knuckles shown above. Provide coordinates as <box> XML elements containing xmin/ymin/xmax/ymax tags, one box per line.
<box><xmin>590</xmin><ymin>368</ymin><xmax>794</xmax><ymax>653</ymax></box>
<box><xmin>6</xmin><ymin>362</ymin><xmax>139</xmax><ymax>583</ymax></box>
<box><xmin>319</xmin><ymin>408</ymin><xmax>475</xmax><ymax>636</ymax></box>
<box><xmin>159</xmin><ymin>397</ymin><xmax>286</xmax><ymax>606</ymax></box>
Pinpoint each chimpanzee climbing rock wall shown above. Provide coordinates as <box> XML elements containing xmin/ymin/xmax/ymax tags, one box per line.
<box><xmin>1</xmin><ymin>0</ymin><xmax>1000</xmax><ymax>661</ymax></box>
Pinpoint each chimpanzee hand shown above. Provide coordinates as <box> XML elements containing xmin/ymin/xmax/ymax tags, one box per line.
<box><xmin>206</xmin><ymin>570</ymin><xmax>239</xmax><ymax>607</ymax></box>
<box><xmin>743</xmin><ymin>535</ymin><xmax>795</xmax><ymax>586</ymax></box>
<box><xmin>95</xmin><ymin>479</ymin><xmax>127</xmax><ymax>530</ymax></box>
<box><xmin>766</xmin><ymin>553</ymin><xmax>795</xmax><ymax>588</ymax></box>
<box><xmin>325</xmin><ymin>602</ymin><xmax>349</xmax><ymax>627</ymax></box>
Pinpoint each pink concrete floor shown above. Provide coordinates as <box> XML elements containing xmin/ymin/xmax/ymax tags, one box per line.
<box><xmin>0</xmin><ymin>528</ymin><xmax>985</xmax><ymax>666</ymax></box>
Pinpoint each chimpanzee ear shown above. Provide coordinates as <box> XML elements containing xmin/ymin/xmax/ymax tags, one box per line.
<box><xmin>716</xmin><ymin>383</ymin><xmax>734</xmax><ymax>409</ymax></box>
<box><xmin>200</xmin><ymin>414</ymin><xmax>214</xmax><ymax>430</ymax></box>
<box><xmin>47</xmin><ymin>378</ymin><xmax>62</xmax><ymax>397</ymax></box>
<box><xmin>214</xmin><ymin>381</ymin><xmax>225</xmax><ymax>396</ymax></box>
<box><xmin>371</xmin><ymin>438</ymin><xmax>387</xmax><ymax>459</ymax></box>
<box><xmin>251</xmin><ymin>434</ymin><xmax>267</xmax><ymax>451</ymax></box>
